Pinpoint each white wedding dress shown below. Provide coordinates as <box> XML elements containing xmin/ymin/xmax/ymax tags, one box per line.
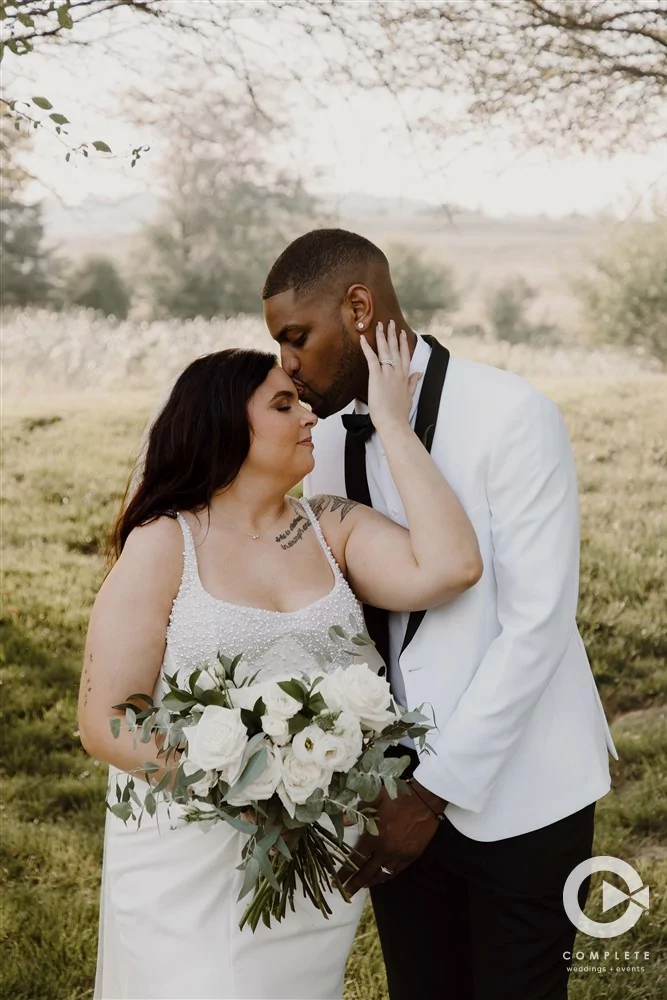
<box><xmin>95</xmin><ymin>499</ymin><xmax>382</xmax><ymax>1000</ymax></box>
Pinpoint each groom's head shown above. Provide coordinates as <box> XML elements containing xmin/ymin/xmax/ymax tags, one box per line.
<box><xmin>263</xmin><ymin>228</ymin><xmax>401</xmax><ymax>418</ymax></box>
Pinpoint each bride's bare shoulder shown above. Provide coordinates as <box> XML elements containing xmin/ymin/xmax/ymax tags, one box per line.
<box><xmin>115</xmin><ymin>515</ymin><xmax>183</xmax><ymax>578</ymax></box>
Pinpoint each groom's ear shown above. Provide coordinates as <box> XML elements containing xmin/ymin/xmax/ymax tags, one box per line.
<box><xmin>344</xmin><ymin>283</ymin><xmax>374</xmax><ymax>339</ymax></box>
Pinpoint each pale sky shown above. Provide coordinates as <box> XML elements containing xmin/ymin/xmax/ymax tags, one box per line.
<box><xmin>6</xmin><ymin>6</ymin><xmax>666</xmax><ymax>219</ymax></box>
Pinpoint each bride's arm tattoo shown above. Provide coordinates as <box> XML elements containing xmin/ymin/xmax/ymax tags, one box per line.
<box><xmin>308</xmin><ymin>495</ymin><xmax>359</xmax><ymax>523</ymax></box>
<box><xmin>275</xmin><ymin>495</ymin><xmax>359</xmax><ymax>549</ymax></box>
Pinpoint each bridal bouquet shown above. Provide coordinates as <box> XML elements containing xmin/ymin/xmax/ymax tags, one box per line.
<box><xmin>109</xmin><ymin>622</ymin><xmax>434</xmax><ymax>931</ymax></box>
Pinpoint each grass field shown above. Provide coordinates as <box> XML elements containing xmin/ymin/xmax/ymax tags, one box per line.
<box><xmin>1</xmin><ymin>373</ymin><xmax>666</xmax><ymax>999</ymax></box>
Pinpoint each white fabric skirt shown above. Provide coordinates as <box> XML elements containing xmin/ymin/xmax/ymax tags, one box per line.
<box><xmin>94</xmin><ymin>770</ymin><xmax>366</xmax><ymax>1000</ymax></box>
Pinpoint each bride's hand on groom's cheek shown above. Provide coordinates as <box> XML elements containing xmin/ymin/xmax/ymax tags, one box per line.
<box><xmin>340</xmin><ymin>785</ymin><xmax>443</xmax><ymax>895</ymax></box>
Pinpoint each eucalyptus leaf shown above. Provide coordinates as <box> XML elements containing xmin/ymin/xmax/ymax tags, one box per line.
<box><xmin>109</xmin><ymin>801</ymin><xmax>132</xmax><ymax>823</ymax></box>
<box><xmin>237</xmin><ymin>857</ymin><xmax>261</xmax><ymax>900</ymax></box>
<box><xmin>109</xmin><ymin>717</ymin><xmax>121</xmax><ymax>739</ymax></box>
<box><xmin>31</xmin><ymin>96</ymin><xmax>53</xmax><ymax>110</ymax></box>
<box><xmin>144</xmin><ymin>792</ymin><xmax>156</xmax><ymax>818</ymax></box>
<box><xmin>216</xmin><ymin>808</ymin><xmax>258</xmax><ymax>835</ymax></box>
<box><xmin>151</xmin><ymin>771</ymin><xmax>172</xmax><ymax>796</ymax></box>
<box><xmin>140</xmin><ymin>716</ymin><xmax>153</xmax><ymax>744</ymax></box>
<box><xmin>224</xmin><ymin>746</ymin><xmax>267</xmax><ymax>803</ymax></box>
<box><xmin>126</xmin><ymin>693</ymin><xmax>154</xmax><ymax>706</ymax></box>
<box><xmin>365</xmin><ymin>816</ymin><xmax>379</xmax><ymax>836</ymax></box>
<box><xmin>254</xmin><ymin>844</ymin><xmax>281</xmax><ymax>891</ymax></box>
<box><xmin>330</xmin><ymin>810</ymin><xmax>345</xmax><ymax>844</ymax></box>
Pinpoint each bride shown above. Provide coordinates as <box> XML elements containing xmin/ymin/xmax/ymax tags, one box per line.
<box><xmin>78</xmin><ymin>323</ymin><xmax>481</xmax><ymax>1000</ymax></box>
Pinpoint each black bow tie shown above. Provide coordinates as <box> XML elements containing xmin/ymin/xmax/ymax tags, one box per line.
<box><xmin>341</xmin><ymin>411</ymin><xmax>376</xmax><ymax>443</ymax></box>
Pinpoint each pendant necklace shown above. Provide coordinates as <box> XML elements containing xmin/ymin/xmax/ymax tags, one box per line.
<box><xmin>219</xmin><ymin>500</ymin><xmax>287</xmax><ymax>540</ymax></box>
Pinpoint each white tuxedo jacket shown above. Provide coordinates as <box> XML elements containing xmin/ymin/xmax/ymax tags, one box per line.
<box><xmin>305</xmin><ymin>352</ymin><xmax>618</xmax><ymax>842</ymax></box>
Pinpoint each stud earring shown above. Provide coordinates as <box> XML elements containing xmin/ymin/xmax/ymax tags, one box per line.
<box><xmin>357</xmin><ymin>322</ymin><xmax>364</xmax><ymax>330</ymax></box>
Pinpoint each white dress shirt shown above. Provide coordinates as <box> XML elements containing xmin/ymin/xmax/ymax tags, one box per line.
<box><xmin>354</xmin><ymin>334</ymin><xmax>433</xmax><ymax>710</ymax></box>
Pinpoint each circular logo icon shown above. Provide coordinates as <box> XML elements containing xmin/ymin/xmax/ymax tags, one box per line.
<box><xmin>563</xmin><ymin>856</ymin><xmax>650</xmax><ymax>939</ymax></box>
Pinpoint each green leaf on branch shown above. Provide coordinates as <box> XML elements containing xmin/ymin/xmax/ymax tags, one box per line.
<box><xmin>109</xmin><ymin>801</ymin><xmax>132</xmax><ymax>823</ymax></box>
<box><xmin>32</xmin><ymin>97</ymin><xmax>54</xmax><ymax>110</ymax></box>
<box><xmin>109</xmin><ymin>717</ymin><xmax>121</xmax><ymax>739</ymax></box>
<box><xmin>57</xmin><ymin>3</ymin><xmax>74</xmax><ymax>29</ymax></box>
<box><xmin>92</xmin><ymin>140</ymin><xmax>112</xmax><ymax>154</ymax></box>
<box><xmin>144</xmin><ymin>792</ymin><xmax>156</xmax><ymax>818</ymax></box>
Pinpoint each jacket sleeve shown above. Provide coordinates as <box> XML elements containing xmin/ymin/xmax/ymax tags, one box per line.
<box><xmin>414</xmin><ymin>392</ymin><xmax>583</xmax><ymax>812</ymax></box>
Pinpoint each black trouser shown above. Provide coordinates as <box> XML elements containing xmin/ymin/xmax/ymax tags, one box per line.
<box><xmin>371</xmin><ymin>750</ymin><xmax>595</xmax><ymax>1000</ymax></box>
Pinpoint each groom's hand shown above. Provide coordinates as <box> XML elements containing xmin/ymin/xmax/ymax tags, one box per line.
<box><xmin>343</xmin><ymin>782</ymin><xmax>446</xmax><ymax>895</ymax></box>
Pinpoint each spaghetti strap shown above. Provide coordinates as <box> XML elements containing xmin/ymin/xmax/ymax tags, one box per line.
<box><xmin>299</xmin><ymin>497</ymin><xmax>343</xmax><ymax>579</ymax></box>
<box><xmin>174</xmin><ymin>512</ymin><xmax>199</xmax><ymax>591</ymax></box>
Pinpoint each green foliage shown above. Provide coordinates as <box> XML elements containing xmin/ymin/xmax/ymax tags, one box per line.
<box><xmin>64</xmin><ymin>255</ymin><xmax>132</xmax><ymax>319</ymax></box>
<box><xmin>1</xmin><ymin>380</ymin><xmax>666</xmax><ymax>998</ymax></box>
<box><xmin>486</xmin><ymin>275</ymin><xmax>537</xmax><ymax>344</ymax></box>
<box><xmin>574</xmin><ymin>217</ymin><xmax>667</xmax><ymax>365</ymax></box>
<box><xmin>387</xmin><ymin>243</ymin><xmax>459</xmax><ymax>327</ymax></box>
<box><xmin>142</xmin><ymin>173</ymin><xmax>317</xmax><ymax>319</ymax></box>
<box><xmin>0</xmin><ymin>197</ymin><xmax>54</xmax><ymax>307</ymax></box>
<box><xmin>0</xmin><ymin>106</ymin><xmax>58</xmax><ymax>307</ymax></box>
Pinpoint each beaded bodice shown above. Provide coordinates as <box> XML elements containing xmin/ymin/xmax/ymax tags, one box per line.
<box><xmin>161</xmin><ymin>498</ymin><xmax>383</xmax><ymax>690</ymax></box>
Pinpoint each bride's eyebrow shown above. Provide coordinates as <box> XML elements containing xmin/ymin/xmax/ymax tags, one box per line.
<box><xmin>269</xmin><ymin>390</ymin><xmax>298</xmax><ymax>403</ymax></box>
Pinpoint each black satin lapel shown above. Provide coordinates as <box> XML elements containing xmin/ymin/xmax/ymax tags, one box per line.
<box><xmin>400</xmin><ymin>336</ymin><xmax>450</xmax><ymax>657</ymax></box>
<box><xmin>344</xmin><ymin>424</ymin><xmax>390</xmax><ymax>667</ymax></box>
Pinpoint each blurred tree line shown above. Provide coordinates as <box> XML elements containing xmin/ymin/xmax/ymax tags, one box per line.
<box><xmin>1</xmin><ymin>96</ymin><xmax>665</xmax><ymax>361</ymax></box>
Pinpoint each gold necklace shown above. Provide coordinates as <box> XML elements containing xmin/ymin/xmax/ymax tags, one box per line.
<box><xmin>218</xmin><ymin>500</ymin><xmax>287</xmax><ymax>540</ymax></box>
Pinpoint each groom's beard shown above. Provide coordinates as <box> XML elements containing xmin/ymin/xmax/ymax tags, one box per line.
<box><xmin>295</xmin><ymin>325</ymin><xmax>364</xmax><ymax>419</ymax></box>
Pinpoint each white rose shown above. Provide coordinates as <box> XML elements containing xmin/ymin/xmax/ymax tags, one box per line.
<box><xmin>311</xmin><ymin>733</ymin><xmax>354</xmax><ymax>771</ymax></box>
<box><xmin>262</xmin><ymin>678</ymin><xmax>302</xmax><ymax>720</ymax></box>
<box><xmin>319</xmin><ymin>664</ymin><xmax>395</xmax><ymax>732</ymax></box>
<box><xmin>261</xmin><ymin>712</ymin><xmax>291</xmax><ymax>745</ymax></box>
<box><xmin>181</xmin><ymin>759</ymin><xmax>218</xmax><ymax>798</ymax></box>
<box><xmin>292</xmin><ymin>724</ymin><xmax>326</xmax><ymax>763</ymax></box>
<box><xmin>226</xmin><ymin>742</ymin><xmax>283</xmax><ymax>807</ymax></box>
<box><xmin>229</xmin><ymin>683</ymin><xmax>266</xmax><ymax>712</ymax></box>
<box><xmin>182</xmin><ymin>705</ymin><xmax>248</xmax><ymax>784</ymax></box>
<box><xmin>278</xmin><ymin>749</ymin><xmax>332</xmax><ymax>817</ymax></box>
<box><xmin>331</xmin><ymin>710</ymin><xmax>363</xmax><ymax>770</ymax></box>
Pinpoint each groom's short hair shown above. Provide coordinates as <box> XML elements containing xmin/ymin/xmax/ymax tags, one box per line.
<box><xmin>262</xmin><ymin>229</ymin><xmax>387</xmax><ymax>301</ymax></box>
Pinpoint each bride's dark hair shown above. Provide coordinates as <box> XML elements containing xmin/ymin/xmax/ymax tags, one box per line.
<box><xmin>109</xmin><ymin>348</ymin><xmax>277</xmax><ymax>560</ymax></box>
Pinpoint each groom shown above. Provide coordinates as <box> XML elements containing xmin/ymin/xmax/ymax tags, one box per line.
<box><xmin>262</xmin><ymin>229</ymin><xmax>618</xmax><ymax>1000</ymax></box>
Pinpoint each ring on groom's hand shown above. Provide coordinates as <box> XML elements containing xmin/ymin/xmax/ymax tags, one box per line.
<box><xmin>380</xmin><ymin>865</ymin><xmax>394</xmax><ymax>876</ymax></box>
